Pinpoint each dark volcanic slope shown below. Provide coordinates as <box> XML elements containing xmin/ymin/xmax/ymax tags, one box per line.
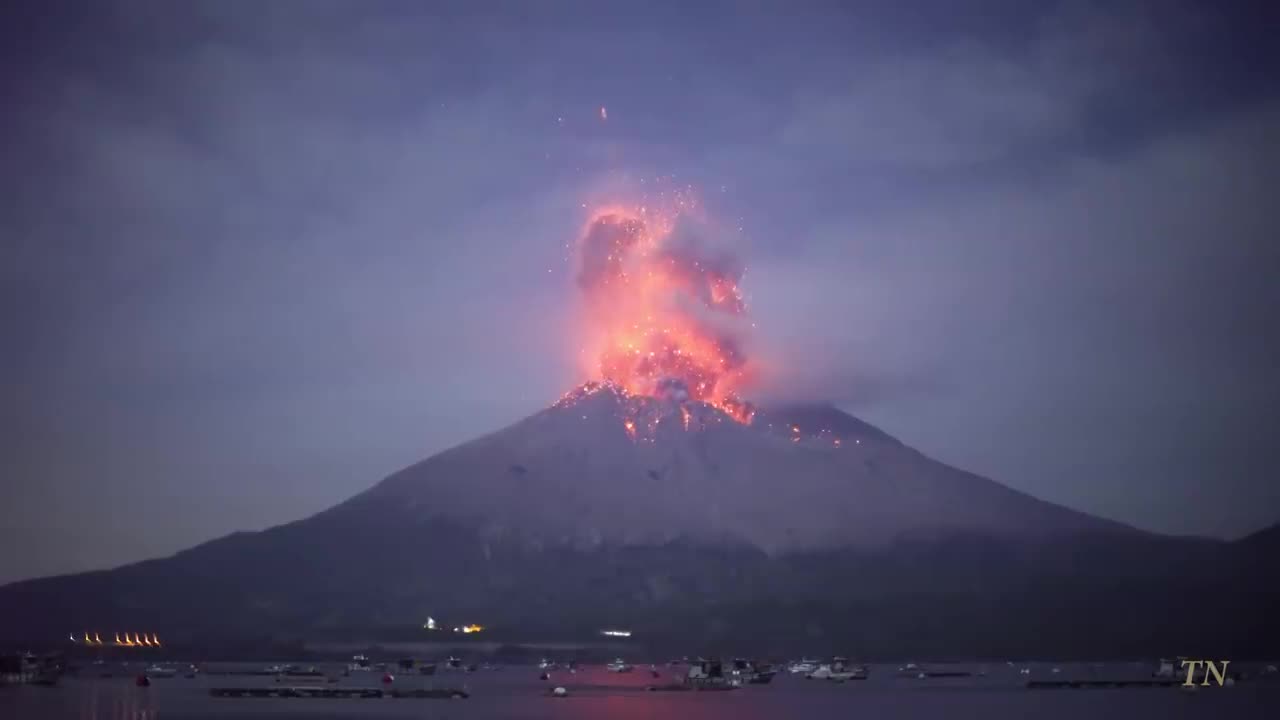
<box><xmin>367</xmin><ymin>385</ymin><xmax>1134</xmax><ymax>552</ymax></box>
<box><xmin>1</xmin><ymin>388</ymin><xmax>1273</xmax><ymax>657</ymax></box>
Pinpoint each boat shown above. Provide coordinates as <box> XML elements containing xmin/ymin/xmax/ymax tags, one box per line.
<box><xmin>683</xmin><ymin>659</ymin><xmax>741</xmax><ymax>689</ymax></box>
<box><xmin>787</xmin><ymin>658</ymin><xmax>820</xmax><ymax>674</ymax></box>
<box><xmin>730</xmin><ymin>658</ymin><xmax>778</xmax><ymax>684</ymax></box>
<box><xmin>606</xmin><ymin>658</ymin><xmax>634</xmax><ymax>673</ymax></box>
<box><xmin>144</xmin><ymin>665</ymin><xmax>177</xmax><ymax>679</ymax></box>
<box><xmin>808</xmin><ymin>657</ymin><xmax>867</xmax><ymax>682</ymax></box>
<box><xmin>895</xmin><ymin>662</ymin><xmax>968</xmax><ymax>679</ymax></box>
<box><xmin>346</xmin><ymin>655</ymin><xmax>372</xmax><ymax>672</ymax></box>
<box><xmin>444</xmin><ymin>656</ymin><xmax>464</xmax><ymax>670</ymax></box>
<box><xmin>538</xmin><ymin>658</ymin><xmax>558</xmax><ymax>671</ymax></box>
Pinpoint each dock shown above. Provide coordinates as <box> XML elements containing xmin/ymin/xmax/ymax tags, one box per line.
<box><xmin>210</xmin><ymin>686</ymin><xmax>468</xmax><ymax>699</ymax></box>
<box><xmin>1026</xmin><ymin>679</ymin><xmax>1184</xmax><ymax>689</ymax></box>
<box><xmin>646</xmin><ymin>683</ymin><xmax>738</xmax><ymax>692</ymax></box>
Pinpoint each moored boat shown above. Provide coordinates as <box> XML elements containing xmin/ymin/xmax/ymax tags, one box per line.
<box><xmin>808</xmin><ymin>657</ymin><xmax>867</xmax><ymax>682</ymax></box>
<box><xmin>788</xmin><ymin>658</ymin><xmax>820</xmax><ymax>674</ymax></box>
<box><xmin>683</xmin><ymin>658</ymin><xmax>742</xmax><ymax>689</ymax></box>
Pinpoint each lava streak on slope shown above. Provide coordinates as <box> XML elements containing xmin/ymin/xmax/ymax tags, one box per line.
<box><xmin>572</xmin><ymin>189</ymin><xmax>756</xmax><ymax>427</ymax></box>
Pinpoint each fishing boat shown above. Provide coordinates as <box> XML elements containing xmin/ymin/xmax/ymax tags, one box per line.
<box><xmin>730</xmin><ymin>658</ymin><xmax>778</xmax><ymax>684</ymax></box>
<box><xmin>683</xmin><ymin>659</ymin><xmax>741</xmax><ymax>690</ymax></box>
<box><xmin>606</xmin><ymin>658</ymin><xmax>634</xmax><ymax>673</ymax></box>
<box><xmin>808</xmin><ymin>657</ymin><xmax>867</xmax><ymax>681</ymax></box>
<box><xmin>787</xmin><ymin>658</ymin><xmax>820</xmax><ymax>674</ymax></box>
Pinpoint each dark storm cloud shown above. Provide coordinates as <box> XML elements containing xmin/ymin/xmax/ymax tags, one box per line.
<box><xmin>1</xmin><ymin>0</ymin><xmax>1277</xmax><ymax>582</ymax></box>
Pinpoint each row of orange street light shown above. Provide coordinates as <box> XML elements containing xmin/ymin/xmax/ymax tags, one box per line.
<box><xmin>70</xmin><ymin>632</ymin><xmax>161</xmax><ymax>647</ymax></box>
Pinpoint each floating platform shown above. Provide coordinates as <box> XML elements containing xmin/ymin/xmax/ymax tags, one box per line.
<box><xmin>646</xmin><ymin>683</ymin><xmax>738</xmax><ymax>692</ymax></box>
<box><xmin>1027</xmin><ymin>679</ymin><xmax>1184</xmax><ymax>689</ymax></box>
<box><xmin>210</xmin><ymin>686</ymin><xmax>468</xmax><ymax>699</ymax></box>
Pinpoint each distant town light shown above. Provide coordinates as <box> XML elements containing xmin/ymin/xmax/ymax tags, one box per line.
<box><xmin>424</xmin><ymin>617</ymin><xmax>437</xmax><ymax>631</ymax></box>
<box><xmin>601</xmin><ymin>629</ymin><xmax>632</xmax><ymax>637</ymax></box>
<box><xmin>453</xmin><ymin>624</ymin><xmax>483</xmax><ymax>634</ymax></box>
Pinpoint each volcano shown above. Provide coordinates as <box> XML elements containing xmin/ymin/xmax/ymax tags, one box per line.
<box><xmin>370</xmin><ymin>382</ymin><xmax>1128</xmax><ymax>551</ymax></box>
<box><xmin>2</xmin><ymin>386</ymin><xmax>1274</xmax><ymax>659</ymax></box>
<box><xmin>1</xmin><ymin>198</ymin><xmax>1274</xmax><ymax>658</ymax></box>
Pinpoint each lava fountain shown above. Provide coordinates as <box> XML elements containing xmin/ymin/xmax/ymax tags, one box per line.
<box><xmin>571</xmin><ymin>189</ymin><xmax>756</xmax><ymax>424</ymax></box>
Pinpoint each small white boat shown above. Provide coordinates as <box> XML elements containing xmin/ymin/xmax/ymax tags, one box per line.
<box><xmin>605</xmin><ymin>658</ymin><xmax>633</xmax><ymax>673</ymax></box>
<box><xmin>787</xmin><ymin>659</ymin><xmax>819</xmax><ymax>674</ymax></box>
<box><xmin>144</xmin><ymin>665</ymin><xmax>176</xmax><ymax>678</ymax></box>
<box><xmin>808</xmin><ymin>657</ymin><xmax>866</xmax><ymax>682</ymax></box>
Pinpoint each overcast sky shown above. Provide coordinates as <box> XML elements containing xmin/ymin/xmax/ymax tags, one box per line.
<box><xmin>2</xmin><ymin>0</ymin><xmax>1277</xmax><ymax>584</ymax></box>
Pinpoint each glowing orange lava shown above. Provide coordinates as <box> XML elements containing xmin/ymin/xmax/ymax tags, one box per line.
<box><xmin>574</xmin><ymin>189</ymin><xmax>755</xmax><ymax>424</ymax></box>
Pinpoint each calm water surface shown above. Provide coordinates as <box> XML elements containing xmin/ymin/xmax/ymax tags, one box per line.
<box><xmin>3</xmin><ymin>662</ymin><xmax>1276</xmax><ymax>719</ymax></box>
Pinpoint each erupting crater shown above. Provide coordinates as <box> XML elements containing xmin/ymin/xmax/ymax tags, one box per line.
<box><xmin>569</xmin><ymin>190</ymin><xmax>757</xmax><ymax>438</ymax></box>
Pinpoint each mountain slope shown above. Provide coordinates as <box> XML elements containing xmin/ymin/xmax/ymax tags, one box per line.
<box><xmin>367</xmin><ymin>385</ymin><xmax>1133</xmax><ymax>553</ymax></box>
<box><xmin>1</xmin><ymin>388</ymin><xmax>1271</xmax><ymax>657</ymax></box>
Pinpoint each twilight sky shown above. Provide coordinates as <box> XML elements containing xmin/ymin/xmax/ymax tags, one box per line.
<box><xmin>2</xmin><ymin>0</ymin><xmax>1278</xmax><ymax>584</ymax></box>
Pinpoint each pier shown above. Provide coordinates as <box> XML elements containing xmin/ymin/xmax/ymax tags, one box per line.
<box><xmin>209</xmin><ymin>686</ymin><xmax>468</xmax><ymax>699</ymax></box>
<box><xmin>1027</xmin><ymin>679</ymin><xmax>1186</xmax><ymax>689</ymax></box>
